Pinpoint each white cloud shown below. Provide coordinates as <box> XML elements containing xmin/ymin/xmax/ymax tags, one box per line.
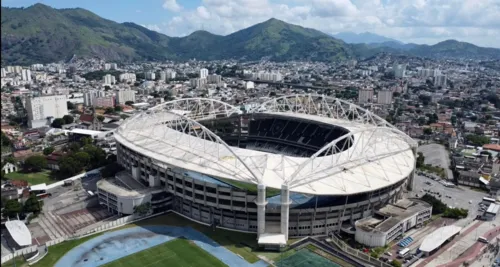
<box><xmin>196</xmin><ymin>6</ymin><xmax>211</xmax><ymax>20</ymax></box>
<box><xmin>151</xmin><ymin>0</ymin><xmax>499</xmax><ymax>48</ymax></box>
<box><xmin>162</xmin><ymin>0</ymin><xmax>182</xmax><ymax>12</ymax></box>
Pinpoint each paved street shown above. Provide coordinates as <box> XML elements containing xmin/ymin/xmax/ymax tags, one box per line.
<box><xmin>418</xmin><ymin>143</ymin><xmax>454</xmax><ymax>180</ymax></box>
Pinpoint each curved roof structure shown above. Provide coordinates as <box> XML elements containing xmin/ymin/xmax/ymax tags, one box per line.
<box><xmin>116</xmin><ymin>95</ymin><xmax>417</xmax><ymax>195</ymax></box>
<box><xmin>420</xmin><ymin>225</ymin><xmax>462</xmax><ymax>252</ymax></box>
<box><xmin>5</xmin><ymin>220</ymin><xmax>32</xmax><ymax>246</ymax></box>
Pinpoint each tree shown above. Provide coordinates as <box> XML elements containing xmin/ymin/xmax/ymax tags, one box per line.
<box><xmin>392</xmin><ymin>92</ymin><xmax>401</xmax><ymax>98</ymax></box>
<box><xmin>97</xmin><ymin>115</ymin><xmax>105</xmax><ymax>122</ymax></box>
<box><xmin>105</xmin><ymin>107</ymin><xmax>115</xmax><ymax>114</ymax></box>
<box><xmin>133</xmin><ymin>202</ymin><xmax>152</xmax><ymax>216</ymax></box>
<box><xmin>51</xmin><ymin>118</ymin><xmax>65</xmax><ymax>128</ymax></box>
<box><xmin>104</xmin><ymin>85</ymin><xmax>111</xmax><ymax>91</ymax></box>
<box><xmin>421</xmin><ymin>194</ymin><xmax>447</xmax><ymax>214</ymax></box>
<box><xmin>62</xmin><ymin>115</ymin><xmax>74</xmax><ymax>124</ymax></box>
<box><xmin>43</xmin><ymin>146</ymin><xmax>54</xmax><ymax>155</ymax></box>
<box><xmin>65</xmin><ymin>142</ymin><xmax>81</xmax><ymax>153</ymax></box>
<box><xmin>72</xmin><ymin>152</ymin><xmax>91</xmax><ymax>168</ymax></box>
<box><xmin>80</xmin><ymin>137</ymin><xmax>93</xmax><ymax>147</ymax></box>
<box><xmin>125</xmin><ymin>101</ymin><xmax>134</xmax><ymax>106</ymax></box>
<box><xmin>67</xmin><ymin>101</ymin><xmax>75</xmax><ymax>110</ymax></box>
<box><xmin>423</xmin><ymin>128</ymin><xmax>433</xmax><ymax>135</ymax></box>
<box><xmin>466</xmin><ymin>134</ymin><xmax>490</xmax><ymax>146</ymax></box>
<box><xmin>101</xmin><ymin>162</ymin><xmax>125</xmax><ymax>178</ymax></box>
<box><xmin>1</xmin><ymin>131</ymin><xmax>12</xmax><ymax>147</ymax></box>
<box><xmin>82</xmin><ymin>145</ymin><xmax>106</xmax><ymax>168</ymax></box>
<box><xmin>24</xmin><ymin>155</ymin><xmax>47</xmax><ymax>172</ymax></box>
<box><xmin>391</xmin><ymin>259</ymin><xmax>402</xmax><ymax>267</ymax></box>
<box><xmin>58</xmin><ymin>156</ymin><xmax>83</xmax><ymax>176</ymax></box>
<box><xmin>23</xmin><ymin>193</ymin><xmax>42</xmax><ymax>214</ymax></box>
<box><xmin>3</xmin><ymin>199</ymin><xmax>22</xmax><ymax>218</ymax></box>
<box><xmin>114</xmin><ymin>106</ymin><xmax>123</xmax><ymax>112</ymax></box>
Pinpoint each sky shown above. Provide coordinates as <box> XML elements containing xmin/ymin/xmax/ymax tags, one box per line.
<box><xmin>2</xmin><ymin>0</ymin><xmax>500</xmax><ymax>48</ymax></box>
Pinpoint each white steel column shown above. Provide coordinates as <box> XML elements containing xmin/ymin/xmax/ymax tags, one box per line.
<box><xmin>407</xmin><ymin>146</ymin><xmax>417</xmax><ymax>191</ymax></box>
<box><xmin>280</xmin><ymin>184</ymin><xmax>292</xmax><ymax>240</ymax></box>
<box><xmin>256</xmin><ymin>184</ymin><xmax>267</xmax><ymax>236</ymax></box>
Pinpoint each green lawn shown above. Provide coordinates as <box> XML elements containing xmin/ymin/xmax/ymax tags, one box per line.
<box><xmin>31</xmin><ymin>234</ymin><xmax>102</xmax><ymax>267</ymax></box>
<box><xmin>131</xmin><ymin>213</ymin><xmax>262</xmax><ymax>263</ymax></box>
<box><xmin>5</xmin><ymin>170</ymin><xmax>57</xmax><ymax>185</ymax></box>
<box><xmin>102</xmin><ymin>238</ymin><xmax>227</xmax><ymax>267</ymax></box>
<box><xmin>276</xmin><ymin>248</ymin><xmax>342</xmax><ymax>267</ymax></box>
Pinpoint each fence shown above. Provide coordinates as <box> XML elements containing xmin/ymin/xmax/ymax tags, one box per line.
<box><xmin>327</xmin><ymin>233</ymin><xmax>393</xmax><ymax>267</ymax></box>
<box><xmin>1</xmin><ymin>245</ymin><xmax>37</xmax><ymax>263</ymax></box>
<box><xmin>0</xmin><ymin>211</ymin><xmax>166</xmax><ymax>264</ymax></box>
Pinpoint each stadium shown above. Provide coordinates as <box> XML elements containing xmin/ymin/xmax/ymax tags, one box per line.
<box><xmin>104</xmin><ymin>94</ymin><xmax>418</xmax><ymax>249</ymax></box>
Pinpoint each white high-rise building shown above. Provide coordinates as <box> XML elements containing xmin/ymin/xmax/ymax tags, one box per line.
<box><xmin>119</xmin><ymin>73</ymin><xmax>136</xmax><ymax>83</ymax></box>
<box><xmin>358</xmin><ymin>88</ymin><xmax>374</xmax><ymax>104</ymax></box>
<box><xmin>207</xmin><ymin>74</ymin><xmax>221</xmax><ymax>84</ymax></box>
<box><xmin>115</xmin><ymin>90</ymin><xmax>136</xmax><ymax>105</ymax></box>
<box><xmin>199</xmin><ymin>68</ymin><xmax>209</xmax><ymax>79</ymax></box>
<box><xmin>1</xmin><ymin>68</ymin><xmax>6</xmax><ymax>78</ymax></box>
<box><xmin>26</xmin><ymin>95</ymin><xmax>69</xmax><ymax>128</ymax></box>
<box><xmin>13</xmin><ymin>66</ymin><xmax>22</xmax><ymax>74</ymax></box>
<box><xmin>190</xmin><ymin>78</ymin><xmax>207</xmax><ymax>88</ymax></box>
<box><xmin>21</xmin><ymin>69</ymin><xmax>32</xmax><ymax>82</ymax></box>
<box><xmin>159</xmin><ymin>71</ymin><xmax>167</xmax><ymax>81</ymax></box>
<box><xmin>31</xmin><ymin>64</ymin><xmax>44</xmax><ymax>71</ymax></box>
<box><xmin>145</xmin><ymin>71</ymin><xmax>156</xmax><ymax>81</ymax></box>
<box><xmin>434</xmin><ymin>74</ymin><xmax>447</xmax><ymax>88</ymax></box>
<box><xmin>103</xmin><ymin>74</ymin><xmax>116</xmax><ymax>85</ymax></box>
<box><xmin>393</xmin><ymin>64</ymin><xmax>406</xmax><ymax>78</ymax></box>
<box><xmin>377</xmin><ymin>90</ymin><xmax>393</xmax><ymax>105</ymax></box>
<box><xmin>166</xmin><ymin>70</ymin><xmax>176</xmax><ymax>80</ymax></box>
<box><xmin>103</xmin><ymin>63</ymin><xmax>117</xmax><ymax>70</ymax></box>
<box><xmin>84</xmin><ymin>90</ymin><xmax>106</xmax><ymax>106</ymax></box>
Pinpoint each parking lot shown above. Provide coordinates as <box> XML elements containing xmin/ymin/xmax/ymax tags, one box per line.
<box><xmin>418</xmin><ymin>143</ymin><xmax>454</xmax><ymax>180</ymax></box>
<box><xmin>410</xmin><ymin>174</ymin><xmax>488</xmax><ymax>225</ymax></box>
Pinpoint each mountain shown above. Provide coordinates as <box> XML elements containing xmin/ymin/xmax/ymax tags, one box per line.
<box><xmin>409</xmin><ymin>40</ymin><xmax>500</xmax><ymax>59</ymax></box>
<box><xmin>1</xmin><ymin>4</ymin><xmax>499</xmax><ymax>65</ymax></box>
<box><xmin>333</xmin><ymin>32</ymin><xmax>402</xmax><ymax>44</ymax></box>
<box><xmin>1</xmin><ymin>5</ymin><xmax>352</xmax><ymax>64</ymax></box>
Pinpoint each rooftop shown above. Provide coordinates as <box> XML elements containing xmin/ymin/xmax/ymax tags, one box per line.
<box><xmin>356</xmin><ymin>198</ymin><xmax>432</xmax><ymax>233</ymax></box>
<box><xmin>419</xmin><ymin>225</ymin><xmax>462</xmax><ymax>252</ymax></box>
<box><xmin>5</xmin><ymin>220</ymin><xmax>32</xmax><ymax>247</ymax></box>
<box><xmin>116</xmin><ymin>96</ymin><xmax>416</xmax><ymax>195</ymax></box>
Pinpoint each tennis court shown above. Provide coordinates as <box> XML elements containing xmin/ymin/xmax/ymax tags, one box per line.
<box><xmin>276</xmin><ymin>248</ymin><xmax>341</xmax><ymax>267</ymax></box>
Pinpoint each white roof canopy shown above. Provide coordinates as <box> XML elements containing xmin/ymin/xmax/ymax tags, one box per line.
<box><xmin>116</xmin><ymin>95</ymin><xmax>417</xmax><ymax>195</ymax></box>
<box><xmin>5</xmin><ymin>220</ymin><xmax>32</xmax><ymax>247</ymax></box>
<box><xmin>419</xmin><ymin>225</ymin><xmax>462</xmax><ymax>252</ymax></box>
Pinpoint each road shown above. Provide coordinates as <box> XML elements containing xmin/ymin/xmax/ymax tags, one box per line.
<box><xmin>418</xmin><ymin>143</ymin><xmax>454</xmax><ymax>180</ymax></box>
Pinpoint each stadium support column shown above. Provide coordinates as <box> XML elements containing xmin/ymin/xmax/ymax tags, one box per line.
<box><xmin>281</xmin><ymin>184</ymin><xmax>292</xmax><ymax>240</ymax></box>
<box><xmin>407</xmin><ymin>146</ymin><xmax>417</xmax><ymax>191</ymax></box>
<box><xmin>256</xmin><ymin>184</ymin><xmax>267</xmax><ymax>237</ymax></box>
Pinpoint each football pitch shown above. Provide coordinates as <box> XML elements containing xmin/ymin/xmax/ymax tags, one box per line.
<box><xmin>102</xmin><ymin>238</ymin><xmax>228</xmax><ymax>267</ymax></box>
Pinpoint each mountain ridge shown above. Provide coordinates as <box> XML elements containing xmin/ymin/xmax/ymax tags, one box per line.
<box><xmin>1</xmin><ymin>4</ymin><xmax>499</xmax><ymax>65</ymax></box>
<box><xmin>333</xmin><ymin>31</ymin><xmax>402</xmax><ymax>44</ymax></box>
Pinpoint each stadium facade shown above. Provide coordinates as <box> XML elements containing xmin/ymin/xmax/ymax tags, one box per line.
<box><xmin>98</xmin><ymin>95</ymin><xmax>418</xmax><ymax>248</ymax></box>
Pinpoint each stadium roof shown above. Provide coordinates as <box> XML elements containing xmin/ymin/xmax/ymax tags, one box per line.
<box><xmin>5</xmin><ymin>220</ymin><xmax>32</xmax><ymax>246</ymax></box>
<box><xmin>419</xmin><ymin>225</ymin><xmax>462</xmax><ymax>252</ymax></box>
<box><xmin>115</xmin><ymin>95</ymin><xmax>417</xmax><ymax>195</ymax></box>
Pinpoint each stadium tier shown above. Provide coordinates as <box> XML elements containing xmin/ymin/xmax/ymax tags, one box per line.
<box><xmin>98</xmin><ymin>94</ymin><xmax>418</xmax><ymax>249</ymax></box>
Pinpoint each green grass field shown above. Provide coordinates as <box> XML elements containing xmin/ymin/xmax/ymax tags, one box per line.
<box><xmin>102</xmin><ymin>238</ymin><xmax>227</xmax><ymax>267</ymax></box>
<box><xmin>276</xmin><ymin>248</ymin><xmax>341</xmax><ymax>267</ymax></box>
<box><xmin>5</xmin><ymin>170</ymin><xmax>56</xmax><ymax>185</ymax></box>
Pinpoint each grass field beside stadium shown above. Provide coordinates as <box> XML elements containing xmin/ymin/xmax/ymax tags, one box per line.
<box><xmin>102</xmin><ymin>238</ymin><xmax>227</xmax><ymax>267</ymax></box>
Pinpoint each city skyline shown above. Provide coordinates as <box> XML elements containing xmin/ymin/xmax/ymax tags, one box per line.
<box><xmin>2</xmin><ymin>0</ymin><xmax>499</xmax><ymax>48</ymax></box>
